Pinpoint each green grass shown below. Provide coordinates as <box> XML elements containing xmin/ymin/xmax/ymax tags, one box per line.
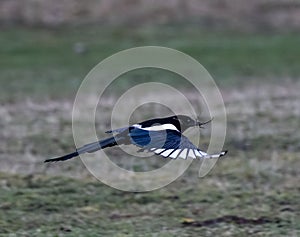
<box><xmin>1</xmin><ymin>26</ymin><xmax>300</xmax><ymax>101</ymax></box>
<box><xmin>0</xmin><ymin>150</ymin><xmax>299</xmax><ymax>237</ymax></box>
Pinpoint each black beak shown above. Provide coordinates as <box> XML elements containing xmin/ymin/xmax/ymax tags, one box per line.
<box><xmin>196</xmin><ymin>117</ymin><xmax>213</xmax><ymax>128</ymax></box>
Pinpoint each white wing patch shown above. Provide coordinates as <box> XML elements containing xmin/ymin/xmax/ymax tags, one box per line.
<box><xmin>138</xmin><ymin>124</ymin><xmax>179</xmax><ymax>132</ymax></box>
<box><xmin>202</xmin><ymin>151</ymin><xmax>227</xmax><ymax>159</ymax></box>
<box><xmin>132</xmin><ymin>124</ymin><xmax>142</xmax><ymax>128</ymax></box>
<box><xmin>188</xmin><ymin>149</ymin><xmax>196</xmax><ymax>159</ymax></box>
<box><xmin>153</xmin><ymin>149</ymin><xmax>164</xmax><ymax>154</ymax></box>
<box><xmin>160</xmin><ymin>149</ymin><xmax>174</xmax><ymax>157</ymax></box>
<box><xmin>179</xmin><ymin>149</ymin><xmax>188</xmax><ymax>159</ymax></box>
<box><xmin>195</xmin><ymin>150</ymin><xmax>207</xmax><ymax>157</ymax></box>
<box><xmin>168</xmin><ymin>149</ymin><xmax>181</xmax><ymax>159</ymax></box>
<box><xmin>150</xmin><ymin>148</ymin><xmax>226</xmax><ymax>160</ymax></box>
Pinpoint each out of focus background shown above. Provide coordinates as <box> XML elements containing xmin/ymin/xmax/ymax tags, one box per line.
<box><xmin>0</xmin><ymin>1</ymin><xmax>299</xmax><ymax>236</ymax></box>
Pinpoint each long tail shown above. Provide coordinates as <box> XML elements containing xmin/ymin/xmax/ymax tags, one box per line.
<box><xmin>44</xmin><ymin>136</ymin><xmax>120</xmax><ymax>163</ymax></box>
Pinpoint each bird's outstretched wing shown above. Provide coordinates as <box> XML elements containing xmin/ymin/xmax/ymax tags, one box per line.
<box><xmin>129</xmin><ymin>128</ymin><xmax>227</xmax><ymax>160</ymax></box>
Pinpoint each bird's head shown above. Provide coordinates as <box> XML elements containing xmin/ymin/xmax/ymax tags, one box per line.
<box><xmin>171</xmin><ymin>115</ymin><xmax>212</xmax><ymax>132</ymax></box>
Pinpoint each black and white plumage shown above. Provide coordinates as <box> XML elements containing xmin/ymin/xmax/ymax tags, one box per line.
<box><xmin>45</xmin><ymin>115</ymin><xmax>227</xmax><ymax>163</ymax></box>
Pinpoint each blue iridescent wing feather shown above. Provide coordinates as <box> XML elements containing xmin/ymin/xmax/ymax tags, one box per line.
<box><xmin>128</xmin><ymin>128</ymin><xmax>207</xmax><ymax>159</ymax></box>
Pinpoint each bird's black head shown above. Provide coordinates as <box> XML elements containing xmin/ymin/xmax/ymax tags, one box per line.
<box><xmin>169</xmin><ymin>115</ymin><xmax>213</xmax><ymax>132</ymax></box>
<box><xmin>169</xmin><ymin>115</ymin><xmax>195</xmax><ymax>132</ymax></box>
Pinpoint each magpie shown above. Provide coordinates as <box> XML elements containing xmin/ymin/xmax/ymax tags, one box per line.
<box><xmin>44</xmin><ymin>115</ymin><xmax>227</xmax><ymax>163</ymax></box>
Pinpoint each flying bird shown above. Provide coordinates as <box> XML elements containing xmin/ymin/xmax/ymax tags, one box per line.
<box><xmin>45</xmin><ymin>115</ymin><xmax>227</xmax><ymax>163</ymax></box>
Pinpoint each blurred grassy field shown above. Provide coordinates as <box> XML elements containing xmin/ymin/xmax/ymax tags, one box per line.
<box><xmin>0</xmin><ymin>26</ymin><xmax>299</xmax><ymax>236</ymax></box>
<box><xmin>1</xmin><ymin>26</ymin><xmax>300</xmax><ymax>101</ymax></box>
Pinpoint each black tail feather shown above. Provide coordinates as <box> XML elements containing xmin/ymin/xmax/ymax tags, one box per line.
<box><xmin>44</xmin><ymin>151</ymin><xmax>79</xmax><ymax>163</ymax></box>
<box><xmin>45</xmin><ymin>136</ymin><xmax>121</xmax><ymax>163</ymax></box>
